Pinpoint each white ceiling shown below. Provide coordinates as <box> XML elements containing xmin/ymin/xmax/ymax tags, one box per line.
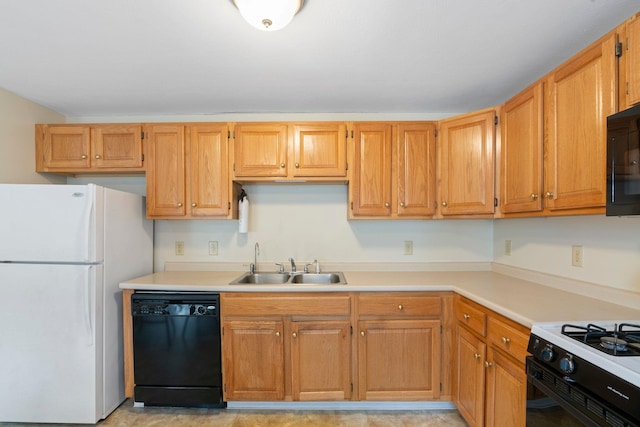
<box><xmin>0</xmin><ymin>0</ymin><xmax>638</xmax><ymax>118</ymax></box>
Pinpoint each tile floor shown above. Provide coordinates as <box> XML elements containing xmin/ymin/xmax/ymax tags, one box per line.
<box><xmin>0</xmin><ymin>399</ymin><xmax>468</xmax><ymax>426</ymax></box>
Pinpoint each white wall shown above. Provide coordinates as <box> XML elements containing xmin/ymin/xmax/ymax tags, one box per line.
<box><xmin>493</xmin><ymin>216</ymin><xmax>640</xmax><ymax>294</ymax></box>
<box><xmin>0</xmin><ymin>87</ymin><xmax>65</xmax><ymax>184</ymax></box>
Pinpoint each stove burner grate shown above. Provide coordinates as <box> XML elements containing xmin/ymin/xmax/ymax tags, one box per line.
<box><xmin>561</xmin><ymin>322</ymin><xmax>640</xmax><ymax>356</ymax></box>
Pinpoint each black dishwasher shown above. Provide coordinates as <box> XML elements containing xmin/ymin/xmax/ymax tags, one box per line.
<box><xmin>131</xmin><ymin>292</ymin><xmax>224</xmax><ymax>407</ymax></box>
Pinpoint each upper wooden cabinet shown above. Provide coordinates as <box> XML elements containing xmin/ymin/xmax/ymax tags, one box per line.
<box><xmin>438</xmin><ymin>109</ymin><xmax>496</xmax><ymax>217</ymax></box>
<box><xmin>625</xmin><ymin>13</ymin><xmax>640</xmax><ymax>107</ymax></box>
<box><xmin>36</xmin><ymin>124</ymin><xmax>144</xmax><ymax>173</ymax></box>
<box><xmin>349</xmin><ymin>122</ymin><xmax>436</xmax><ymax>219</ymax></box>
<box><xmin>145</xmin><ymin>123</ymin><xmax>234</xmax><ymax>219</ymax></box>
<box><xmin>544</xmin><ymin>31</ymin><xmax>616</xmax><ymax>213</ymax></box>
<box><xmin>499</xmin><ymin>82</ymin><xmax>544</xmax><ymax>214</ymax></box>
<box><xmin>232</xmin><ymin>122</ymin><xmax>347</xmax><ymax>181</ymax></box>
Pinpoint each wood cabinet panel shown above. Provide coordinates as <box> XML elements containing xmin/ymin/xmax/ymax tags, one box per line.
<box><xmin>41</xmin><ymin>126</ymin><xmax>91</xmax><ymax>170</ymax></box>
<box><xmin>145</xmin><ymin>125</ymin><xmax>186</xmax><ymax>217</ymax></box>
<box><xmin>222</xmin><ymin>319</ymin><xmax>285</xmax><ymax>401</ymax></box>
<box><xmin>487</xmin><ymin>316</ymin><xmax>529</xmax><ymax>364</ymax></box>
<box><xmin>485</xmin><ymin>347</ymin><xmax>527</xmax><ymax>427</ymax></box>
<box><xmin>544</xmin><ymin>32</ymin><xmax>616</xmax><ymax>212</ymax></box>
<box><xmin>627</xmin><ymin>14</ymin><xmax>640</xmax><ymax>106</ymax></box>
<box><xmin>397</xmin><ymin>123</ymin><xmax>437</xmax><ymax>216</ymax></box>
<box><xmin>221</xmin><ymin>293</ymin><xmax>351</xmax><ymax>316</ymax></box>
<box><xmin>438</xmin><ymin>109</ymin><xmax>496</xmax><ymax>216</ymax></box>
<box><xmin>233</xmin><ymin>123</ymin><xmax>289</xmax><ymax>177</ymax></box>
<box><xmin>291</xmin><ymin>320</ymin><xmax>351</xmax><ymax>401</ymax></box>
<box><xmin>292</xmin><ymin>123</ymin><xmax>347</xmax><ymax>177</ymax></box>
<box><xmin>500</xmin><ymin>82</ymin><xmax>544</xmax><ymax>214</ymax></box>
<box><xmin>92</xmin><ymin>125</ymin><xmax>143</xmax><ymax>169</ymax></box>
<box><xmin>455</xmin><ymin>297</ymin><xmax>487</xmax><ymax>337</ymax></box>
<box><xmin>454</xmin><ymin>325</ymin><xmax>486</xmax><ymax>426</ymax></box>
<box><xmin>358</xmin><ymin>294</ymin><xmax>441</xmax><ymax>317</ymax></box>
<box><xmin>358</xmin><ymin>319</ymin><xmax>441</xmax><ymax>400</ymax></box>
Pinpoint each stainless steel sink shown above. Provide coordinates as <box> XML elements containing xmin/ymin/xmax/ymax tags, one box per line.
<box><xmin>231</xmin><ymin>272</ymin><xmax>291</xmax><ymax>284</ymax></box>
<box><xmin>230</xmin><ymin>272</ymin><xmax>347</xmax><ymax>285</ymax></box>
<box><xmin>290</xmin><ymin>273</ymin><xmax>346</xmax><ymax>284</ymax></box>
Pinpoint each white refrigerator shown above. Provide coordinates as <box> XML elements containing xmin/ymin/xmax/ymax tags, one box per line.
<box><xmin>0</xmin><ymin>184</ymin><xmax>153</xmax><ymax>423</ymax></box>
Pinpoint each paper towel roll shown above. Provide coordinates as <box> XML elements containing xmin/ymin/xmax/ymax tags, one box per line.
<box><xmin>239</xmin><ymin>198</ymin><xmax>249</xmax><ymax>233</ymax></box>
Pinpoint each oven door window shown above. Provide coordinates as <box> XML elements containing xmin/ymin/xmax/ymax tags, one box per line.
<box><xmin>527</xmin><ymin>380</ymin><xmax>591</xmax><ymax>426</ymax></box>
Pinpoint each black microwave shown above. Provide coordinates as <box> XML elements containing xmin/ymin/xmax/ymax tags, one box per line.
<box><xmin>607</xmin><ymin>104</ymin><xmax>640</xmax><ymax>216</ymax></box>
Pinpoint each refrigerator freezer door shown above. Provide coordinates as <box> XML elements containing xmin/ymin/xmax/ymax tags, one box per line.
<box><xmin>0</xmin><ymin>264</ymin><xmax>103</xmax><ymax>423</ymax></box>
<box><xmin>0</xmin><ymin>184</ymin><xmax>101</xmax><ymax>263</ymax></box>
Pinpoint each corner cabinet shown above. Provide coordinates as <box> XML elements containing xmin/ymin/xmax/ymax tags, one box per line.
<box><xmin>145</xmin><ymin>123</ymin><xmax>235</xmax><ymax>219</ymax></box>
<box><xmin>220</xmin><ymin>293</ymin><xmax>352</xmax><ymax>402</ymax></box>
<box><xmin>453</xmin><ymin>295</ymin><xmax>528</xmax><ymax>427</ymax></box>
<box><xmin>35</xmin><ymin>124</ymin><xmax>144</xmax><ymax>174</ymax></box>
<box><xmin>349</xmin><ymin>122</ymin><xmax>437</xmax><ymax>219</ymax></box>
<box><xmin>357</xmin><ymin>293</ymin><xmax>442</xmax><ymax>400</ymax></box>
<box><xmin>231</xmin><ymin>122</ymin><xmax>348</xmax><ymax>182</ymax></box>
<box><xmin>437</xmin><ymin>109</ymin><xmax>496</xmax><ymax>217</ymax></box>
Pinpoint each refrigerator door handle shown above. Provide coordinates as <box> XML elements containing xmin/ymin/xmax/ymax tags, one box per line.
<box><xmin>80</xmin><ymin>185</ymin><xmax>95</xmax><ymax>261</ymax></box>
<box><xmin>83</xmin><ymin>267</ymin><xmax>94</xmax><ymax>346</ymax></box>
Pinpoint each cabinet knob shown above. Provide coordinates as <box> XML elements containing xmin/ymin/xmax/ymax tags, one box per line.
<box><xmin>81</xmin><ymin>154</ymin><xmax>87</xmax><ymax>159</ymax></box>
<box><xmin>191</xmin><ymin>203</ymin><xmax>197</xmax><ymax>207</ymax></box>
<box><xmin>397</xmin><ymin>304</ymin><xmax>404</xmax><ymax>311</ymax></box>
<box><xmin>545</xmin><ymin>191</ymin><xmax>554</xmax><ymax>199</ymax></box>
<box><xmin>530</xmin><ymin>193</ymin><xmax>538</xmax><ymax>200</ymax></box>
<box><xmin>474</xmin><ymin>353</ymin><xmax>481</xmax><ymax>359</ymax></box>
<box><xmin>292</xmin><ymin>332</ymin><xmax>297</xmax><ymax>338</ymax></box>
<box><xmin>501</xmin><ymin>336</ymin><xmax>510</xmax><ymax>344</ymax></box>
<box><xmin>95</xmin><ymin>155</ymin><xmax>101</xmax><ymax>159</ymax></box>
<box><xmin>385</xmin><ymin>202</ymin><xmax>390</xmax><ymax>208</ymax></box>
<box><xmin>632</xmin><ymin>160</ymin><xmax>638</xmax><ymax>166</ymax></box>
<box><xmin>399</xmin><ymin>202</ymin><xmax>405</xmax><ymax>207</ymax></box>
<box><xmin>463</xmin><ymin>314</ymin><xmax>471</xmax><ymax>320</ymax></box>
<box><xmin>275</xmin><ymin>331</ymin><xmax>280</xmax><ymax>337</ymax></box>
<box><xmin>280</xmin><ymin>163</ymin><xmax>285</xmax><ymax>168</ymax></box>
<box><xmin>295</xmin><ymin>162</ymin><xmax>300</xmax><ymax>168</ymax></box>
<box><xmin>441</xmin><ymin>201</ymin><xmax>448</xmax><ymax>207</ymax></box>
<box><xmin>485</xmin><ymin>361</ymin><xmax>493</xmax><ymax>368</ymax></box>
<box><xmin>177</xmin><ymin>203</ymin><xmax>183</xmax><ymax>207</ymax></box>
<box><xmin>360</xmin><ymin>331</ymin><xmax>365</xmax><ymax>337</ymax></box>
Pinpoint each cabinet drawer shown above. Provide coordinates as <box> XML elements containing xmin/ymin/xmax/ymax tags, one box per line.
<box><xmin>222</xmin><ymin>293</ymin><xmax>351</xmax><ymax>317</ymax></box>
<box><xmin>455</xmin><ymin>298</ymin><xmax>487</xmax><ymax>337</ymax></box>
<box><xmin>487</xmin><ymin>316</ymin><xmax>529</xmax><ymax>363</ymax></box>
<box><xmin>358</xmin><ymin>294</ymin><xmax>441</xmax><ymax>317</ymax></box>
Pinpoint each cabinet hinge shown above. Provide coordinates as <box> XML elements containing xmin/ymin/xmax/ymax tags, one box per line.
<box><xmin>350</xmin><ymin>325</ymin><xmax>353</xmax><ymax>335</ymax></box>
<box><xmin>350</xmin><ymin>130</ymin><xmax>354</xmax><ymax>138</ymax></box>
<box><xmin>494</xmin><ymin>197</ymin><xmax>498</xmax><ymax>207</ymax></box>
<box><xmin>141</xmin><ymin>131</ymin><xmax>145</xmax><ymax>140</ymax></box>
<box><xmin>345</xmin><ymin>129</ymin><xmax>349</xmax><ymax>138</ymax></box>
<box><xmin>227</xmin><ymin>130</ymin><xmax>231</xmax><ymax>139</ymax></box>
<box><xmin>224</xmin><ymin>384</ymin><xmax>227</xmax><ymax>392</ymax></box>
<box><xmin>228</xmin><ymin>202</ymin><xmax>231</xmax><ymax>210</ymax></box>
<box><xmin>141</xmin><ymin>153</ymin><xmax>144</xmax><ymax>162</ymax></box>
<box><xmin>351</xmin><ymin>383</ymin><xmax>354</xmax><ymax>393</ymax></box>
<box><xmin>615</xmin><ymin>41</ymin><xmax>623</xmax><ymax>58</ymax></box>
<box><xmin>434</xmin><ymin>129</ymin><xmax>438</xmax><ymax>138</ymax></box>
<box><xmin>627</xmin><ymin>81</ymin><xmax>630</xmax><ymax>95</ymax></box>
<box><xmin>440</xmin><ymin>325</ymin><xmax>443</xmax><ymax>334</ymax></box>
<box><xmin>346</xmin><ymin>162</ymin><xmax>349</xmax><ymax>171</ymax></box>
<box><xmin>350</xmin><ymin>201</ymin><xmax>353</xmax><ymax>210</ymax></box>
<box><xmin>233</xmin><ymin>163</ymin><xmax>236</xmax><ymax>172</ymax></box>
<box><xmin>494</xmin><ymin>116</ymin><xmax>499</xmax><ymax>126</ymax></box>
<box><xmin>221</xmin><ymin>326</ymin><xmax>224</xmax><ymax>336</ymax></box>
<box><xmin>440</xmin><ymin>383</ymin><xmax>443</xmax><ymax>392</ymax></box>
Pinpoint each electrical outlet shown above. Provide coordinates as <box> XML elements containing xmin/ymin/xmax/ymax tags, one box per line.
<box><xmin>572</xmin><ymin>245</ymin><xmax>583</xmax><ymax>267</ymax></box>
<box><xmin>404</xmin><ymin>240</ymin><xmax>413</xmax><ymax>255</ymax></box>
<box><xmin>175</xmin><ymin>241</ymin><xmax>184</xmax><ymax>256</ymax></box>
<box><xmin>505</xmin><ymin>240</ymin><xmax>512</xmax><ymax>256</ymax></box>
<box><xmin>208</xmin><ymin>241</ymin><xmax>218</xmax><ymax>256</ymax></box>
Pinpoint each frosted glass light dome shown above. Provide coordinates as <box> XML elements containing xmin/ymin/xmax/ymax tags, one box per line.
<box><xmin>233</xmin><ymin>0</ymin><xmax>303</xmax><ymax>31</ymax></box>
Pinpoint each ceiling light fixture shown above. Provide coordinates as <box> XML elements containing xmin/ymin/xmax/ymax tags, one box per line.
<box><xmin>232</xmin><ymin>0</ymin><xmax>304</xmax><ymax>31</ymax></box>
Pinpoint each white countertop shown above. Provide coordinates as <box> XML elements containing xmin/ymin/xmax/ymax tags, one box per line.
<box><xmin>120</xmin><ymin>269</ymin><xmax>640</xmax><ymax>328</ymax></box>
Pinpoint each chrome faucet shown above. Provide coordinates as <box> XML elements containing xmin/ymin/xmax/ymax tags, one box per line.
<box><xmin>288</xmin><ymin>257</ymin><xmax>296</xmax><ymax>273</ymax></box>
<box><xmin>250</xmin><ymin>242</ymin><xmax>260</xmax><ymax>274</ymax></box>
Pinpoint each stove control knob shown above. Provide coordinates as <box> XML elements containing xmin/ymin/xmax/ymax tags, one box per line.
<box><xmin>559</xmin><ymin>354</ymin><xmax>575</xmax><ymax>374</ymax></box>
<box><xmin>540</xmin><ymin>345</ymin><xmax>555</xmax><ymax>362</ymax></box>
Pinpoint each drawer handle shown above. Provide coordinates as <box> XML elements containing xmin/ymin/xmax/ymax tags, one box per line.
<box><xmin>485</xmin><ymin>361</ymin><xmax>493</xmax><ymax>368</ymax></box>
<box><xmin>191</xmin><ymin>202</ymin><xmax>197</xmax><ymax>207</ymax></box>
<box><xmin>474</xmin><ymin>353</ymin><xmax>481</xmax><ymax>359</ymax></box>
<box><xmin>292</xmin><ymin>332</ymin><xmax>297</xmax><ymax>338</ymax></box>
<box><xmin>275</xmin><ymin>332</ymin><xmax>280</xmax><ymax>337</ymax></box>
<box><xmin>501</xmin><ymin>337</ymin><xmax>510</xmax><ymax>344</ymax></box>
<box><xmin>463</xmin><ymin>314</ymin><xmax>471</xmax><ymax>320</ymax></box>
<box><xmin>397</xmin><ymin>304</ymin><xmax>403</xmax><ymax>311</ymax></box>
<box><xmin>360</xmin><ymin>331</ymin><xmax>365</xmax><ymax>337</ymax></box>
<box><xmin>177</xmin><ymin>202</ymin><xmax>183</xmax><ymax>207</ymax></box>
<box><xmin>81</xmin><ymin>154</ymin><xmax>88</xmax><ymax>159</ymax></box>
<box><xmin>95</xmin><ymin>154</ymin><xmax>101</xmax><ymax>159</ymax></box>
<box><xmin>280</xmin><ymin>162</ymin><xmax>286</xmax><ymax>168</ymax></box>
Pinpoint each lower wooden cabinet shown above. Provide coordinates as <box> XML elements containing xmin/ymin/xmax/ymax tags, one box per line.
<box><xmin>453</xmin><ymin>295</ymin><xmax>528</xmax><ymax>427</ymax></box>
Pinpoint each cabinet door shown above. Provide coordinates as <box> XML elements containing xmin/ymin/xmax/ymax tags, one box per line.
<box><xmin>439</xmin><ymin>110</ymin><xmax>496</xmax><ymax>216</ymax></box>
<box><xmin>290</xmin><ymin>320</ymin><xmax>351</xmax><ymax>401</ymax></box>
<box><xmin>351</xmin><ymin>123</ymin><xmax>393</xmax><ymax>216</ymax></box>
<box><xmin>545</xmin><ymin>33</ymin><xmax>616</xmax><ymax>211</ymax></box>
<box><xmin>292</xmin><ymin>123</ymin><xmax>347</xmax><ymax>177</ymax></box>
<box><xmin>233</xmin><ymin>123</ymin><xmax>288</xmax><ymax>177</ymax></box>
<box><xmin>41</xmin><ymin>126</ymin><xmax>91</xmax><ymax>170</ymax></box>
<box><xmin>187</xmin><ymin>124</ymin><xmax>229</xmax><ymax>217</ymax></box>
<box><xmin>397</xmin><ymin>123</ymin><xmax>436</xmax><ymax>217</ymax></box>
<box><xmin>358</xmin><ymin>319</ymin><xmax>441</xmax><ymax>400</ymax></box>
<box><xmin>485</xmin><ymin>348</ymin><xmax>526</xmax><ymax>427</ymax></box>
<box><xmin>91</xmin><ymin>125</ymin><xmax>143</xmax><ymax>169</ymax></box>
<box><xmin>145</xmin><ymin>125</ymin><xmax>186</xmax><ymax>217</ymax></box>
<box><xmin>222</xmin><ymin>319</ymin><xmax>285</xmax><ymax>401</ymax></box>
<box><xmin>627</xmin><ymin>15</ymin><xmax>640</xmax><ymax>106</ymax></box>
<box><xmin>500</xmin><ymin>83</ymin><xmax>544</xmax><ymax>214</ymax></box>
<box><xmin>455</xmin><ymin>325</ymin><xmax>486</xmax><ymax>427</ymax></box>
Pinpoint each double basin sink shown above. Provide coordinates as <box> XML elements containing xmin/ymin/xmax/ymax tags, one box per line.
<box><xmin>230</xmin><ymin>272</ymin><xmax>347</xmax><ymax>285</ymax></box>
